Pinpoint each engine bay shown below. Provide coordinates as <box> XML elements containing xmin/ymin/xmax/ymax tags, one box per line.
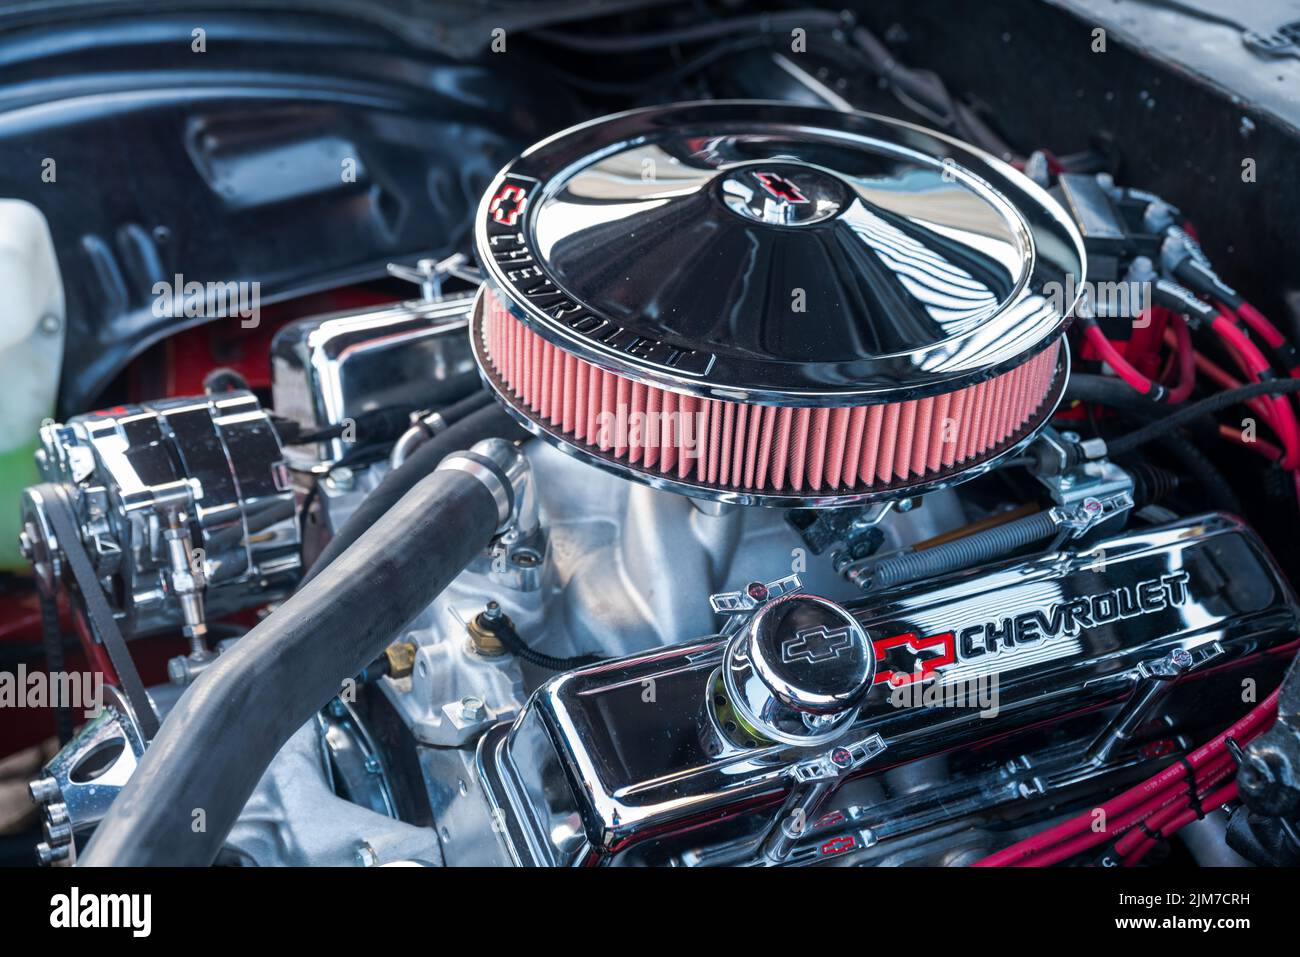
<box><xmin>3</xmin><ymin>0</ymin><xmax>1300</xmax><ymax>880</ymax></box>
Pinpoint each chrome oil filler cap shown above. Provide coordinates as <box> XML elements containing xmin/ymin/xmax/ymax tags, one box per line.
<box><xmin>722</xmin><ymin>594</ymin><xmax>876</xmax><ymax>746</ymax></box>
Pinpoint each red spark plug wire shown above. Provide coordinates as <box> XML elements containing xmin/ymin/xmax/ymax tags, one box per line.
<box><xmin>1176</xmin><ymin>330</ymin><xmax>1287</xmax><ymax>450</ymax></box>
<box><xmin>972</xmin><ymin>688</ymin><xmax>1278</xmax><ymax>867</ymax></box>
<box><xmin>1234</xmin><ymin>301</ymin><xmax>1290</xmax><ymax>355</ymax></box>
<box><xmin>1119</xmin><ymin>780</ymin><xmax>1240</xmax><ymax>867</ymax></box>
<box><xmin>1211</xmin><ymin>313</ymin><xmax>1300</xmax><ymax>469</ymax></box>
<box><xmin>1081</xmin><ymin>322</ymin><xmax>1166</xmax><ymax>399</ymax></box>
<box><xmin>1163</xmin><ymin>313</ymin><xmax>1196</xmax><ymax>404</ymax></box>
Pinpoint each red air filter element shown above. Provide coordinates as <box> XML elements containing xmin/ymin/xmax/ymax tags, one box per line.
<box><xmin>480</xmin><ymin>289</ymin><xmax>1062</xmax><ymax>497</ymax></box>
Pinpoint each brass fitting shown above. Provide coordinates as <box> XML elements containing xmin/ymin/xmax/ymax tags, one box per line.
<box><xmin>383</xmin><ymin>641</ymin><xmax>418</xmax><ymax>679</ymax></box>
<box><xmin>466</xmin><ymin>602</ymin><xmax>509</xmax><ymax>657</ymax></box>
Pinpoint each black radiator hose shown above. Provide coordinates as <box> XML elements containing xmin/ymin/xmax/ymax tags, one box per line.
<box><xmin>80</xmin><ymin>459</ymin><xmax>509</xmax><ymax>866</ymax></box>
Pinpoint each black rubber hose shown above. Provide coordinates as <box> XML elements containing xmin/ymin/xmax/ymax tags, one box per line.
<box><xmin>1067</xmin><ymin>374</ymin><xmax>1300</xmax><ymax>455</ymax></box>
<box><xmin>1126</xmin><ymin>463</ymin><xmax>1182</xmax><ymax>507</ymax></box>
<box><xmin>1105</xmin><ymin>379</ymin><xmax>1300</xmax><ymax>457</ymax></box>
<box><xmin>370</xmin><ymin>388</ymin><xmax>497</xmax><ymax>455</ymax></box>
<box><xmin>414</xmin><ymin>388</ymin><xmax>496</xmax><ymax>431</ymax></box>
<box><xmin>1065</xmin><ymin>372</ymin><xmax>1162</xmax><ymax>412</ymax></box>
<box><xmin>80</xmin><ymin>464</ymin><xmax>504</xmax><ymax>866</ymax></box>
<box><xmin>867</xmin><ymin>509</ymin><xmax>1060</xmax><ymax>591</ymax></box>
<box><xmin>276</xmin><ymin>388</ymin><xmax>494</xmax><ymax>449</ymax></box>
<box><xmin>1065</xmin><ymin>373</ymin><xmax>1246</xmax><ymax>515</ymax></box>
<box><xmin>302</xmin><ymin>400</ymin><xmax>524</xmax><ymax>584</ymax></box>
<box><xmin>391</xmin><ymin>389</ymin><xmax>495</xmax><ymax>458</ymax></box>
<box><xmin>1147</xmin><ymin>430</ymin><xmax>1246</xmax><ymax>516</ymax></box>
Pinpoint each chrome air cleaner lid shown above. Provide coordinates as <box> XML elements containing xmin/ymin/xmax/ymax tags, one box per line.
<box><xmin>475</xmin><ymin>101</ymin><xmax>1083</xmax><ymax>403</ymax></box>
<box><xmin>472</xmin><ymin>102</ymin><xmax>1083</xmax><ymax>506</ymax></box>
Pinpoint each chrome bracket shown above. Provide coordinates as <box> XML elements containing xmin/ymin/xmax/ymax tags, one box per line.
<box><xmin>387</xmin><ymin>253</ymin><xmax>480</xmax><ymax>303</ymax></box>
<box><xmin>709</xmin><ymin>573</ymin><xmax>803</xmax><ymax>637</ymax></box>
<box><xmin>1084</xmin><ymin>642</ymin><xmax>1223</xmax><ymax>767</ymax></box>
<box><xmin>790</xmin><ymin>733</ymin><xmax>889</xmax><ymax>784</ymax></box>
<box><xmin>1049</xmin><ymin>490</ymin><xmax>1135</xmax><ymax>541</ymax></box>
<box><xmin>758</xmin><ymin>732</ymin><xmax>887</xmax><ymax>865</ymax></box>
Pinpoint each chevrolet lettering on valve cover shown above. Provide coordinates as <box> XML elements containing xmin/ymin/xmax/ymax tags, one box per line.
<box><xmin>956</xmin><ymin>572</ymin><xmax>1192</xmax><ymax>661</ymax></box>
<box><xmin>869</xmin><ymin>571</ymin><xmax>1193</xmax><ymax>686</ymax></box>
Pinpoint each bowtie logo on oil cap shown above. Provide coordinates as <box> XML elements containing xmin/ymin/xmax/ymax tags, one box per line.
<box><xmin>749</xmin><ymin>597</ymin><xmax>875</xmax><ymax>714</ymax></box>
<box><xmin>721</xmin><ymin>592</ymin><xmax>877</xmax><ymax>746</ymax></box>
<box><xmin>781</xmin><ymin>624</ymin><xmax>853</xmax><ymax>664</ymax></box>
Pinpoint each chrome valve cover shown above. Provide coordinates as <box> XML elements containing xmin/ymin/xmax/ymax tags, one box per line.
<box><xmin>478</xmin><ymin>514</ymin><xmax>1300</xmax><ymax>866</ymax></box>
<box><xmin>271</xmin><ymin>292</ymin><xmax>478</xmax><ymax>471</ymax></box>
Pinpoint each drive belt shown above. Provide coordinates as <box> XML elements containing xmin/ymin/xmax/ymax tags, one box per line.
<box><xmin>37</xmin><ymin>586</ymin><xmax>73</xmax><ymax>745</ymax></box>
<box><xmin>34</xmin><ymin>482</ymin><xmax>161</xmax><ymax>739</ymax></box>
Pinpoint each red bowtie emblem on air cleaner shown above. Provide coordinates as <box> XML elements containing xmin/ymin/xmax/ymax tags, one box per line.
<box><xmin>489</xmin><ymin>184</ymin><xmax>529</xmax><ymax>226</ymax></box>
<box><xmin>753</xmin><ymin>171</ymin><xmax>810</xmax><ymax>204</ymax></box>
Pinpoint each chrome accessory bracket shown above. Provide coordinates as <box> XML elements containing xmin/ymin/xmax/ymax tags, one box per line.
<box><xmin>709</xmin><ymin>573</ymin><xmax>803</xmax><ymax>635</ymax></box>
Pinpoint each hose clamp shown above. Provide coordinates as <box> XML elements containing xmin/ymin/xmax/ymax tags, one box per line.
<box><xmin>437</xmin><ymin>438</ymin><xmax>529</xmax><ymax>533</ymax></box>
<box><xmin>437</xmin><ymin>453</ymin><xmax>513</xmax><ymax>532</ymax></box>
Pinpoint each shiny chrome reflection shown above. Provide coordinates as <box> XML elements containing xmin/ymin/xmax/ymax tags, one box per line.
<box><xmin>478</xmin><ymin>102</ymin><xmax>1085</xmax><ymax>403</ymax></box>
<box><xmin>478</xmin><ymin>513</ymin><xmax>1300</xmax><ymax>866</ymax></box>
